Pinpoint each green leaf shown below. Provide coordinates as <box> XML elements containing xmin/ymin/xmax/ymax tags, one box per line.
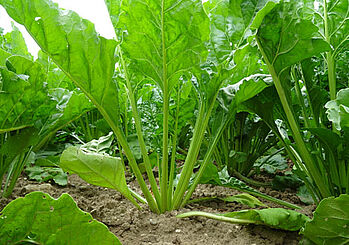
<box><xmin>0</xmin><ymin>192</ymin><xmax>120</xmax><ymax>244</ymax></box>
<box><xmin>325</xmin><ymin>88</ymin><xmax>349</xmax><ymax>131</ymax></box>
<box><xmin>81</xmin><ymin>132</ymin><xmax>114</xmax><ymax>154</ymax></box>
<box><xmin>38</xmin><ymin>88</ymin><xmax>94</xmax><ymax>146</ymax></box>
<box><xmin>301</xmin><ymin>194</ymin><xmax>349</xmax><ymax>245</ymax></box>
<box><xmin>3</xmin><ymin>23</ymin><xmax>32</xmax><ymax>59</ymax></box>
<box><xmin>256</xmin><ymin>2</ymin><xmax>331</xmax><ymax>78</ymax></box>
<box><xmin>0</xmin><ymin>56</ymin><xmax>53</xmax><ymax>133</ymax></box>
<box><xmin>220</xmin><ymin>193</ymin><xmax>266</xmax><ymax>208</ymax></box>
<box><xmin>105</xmin><ymin>0</ymin><xmax>210</xmax><ymax>91</ymax></box>
<box><xmin>178</xmin><ymin>208</ymin><xmax>310</xmax><ymax>231</ymax></box>
<box><xmin>60</xmin><ymin>146</ymin><xmax>139</xmax><ymax>208</ymax></box>
<box><xmin>0</xmin><ymin>48</ymin><xmax>11</xmax><ymax>66</ymax></box>
<box><xmin>199</xmin><ymin>163</ymin><xmax>301</xmax><ymax>209</ymax></box>
<box><xmin>258</xmin><ymin>153</ymin><xmax>288</xmax><ymax>174</ymax></box>
<box><xmin>249</xmin><ymin>0</ymin><xmax>280</xmax><ymax>29</ymax></box>
<box><xmin>25</xmin><ymin>166</ymin><xmax>68</xmax><ymax>186</ymax></box>
<box><xmin>0</xmin><ymin>0</ymin><xmax>121</xmax><ymax>129</ymax></box>
<box><xmin>203</xmin><ymin>0</ymin><xmax>278</xmax><ymax>65</ymax></box>
<box><xmin>218</xmin><ymin>74</ymin><xmax>272</xmax><ymax>109</ymax></box>
<box><xmin>188</xmin><ymin>193</ymin><xmax>266</xmax><ymax>208</ymax></box>
<box><xmin>297</xmin><ymin>185</ymin><xmax>314</xmax><ymax>205</ymax></box>
<box><xmin>310</xmin><ymin>0</ymin><xmax>349</xmax><ymax>56</ymax></box>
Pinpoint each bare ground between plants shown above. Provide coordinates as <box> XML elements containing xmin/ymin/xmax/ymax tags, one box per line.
<box><xmin>0</xmin><ymin>174</ymin><xmax>315</xmax><ymax>245</ymax></box>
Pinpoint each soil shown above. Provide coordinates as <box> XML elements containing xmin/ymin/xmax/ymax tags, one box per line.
<box><xmin>0</xmin><ymin>174</ymin><xmax>315</xmax><ymax>245</ymax></box>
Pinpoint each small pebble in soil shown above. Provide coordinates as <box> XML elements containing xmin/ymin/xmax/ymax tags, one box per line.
<box><xmin>149</xmin><ymin>218</ymin><xmax>158</xmax><ymax>225</ymax></box>
<box><xmin>175</xmin><ymin>229</ymin><xmax>181</xmax><ymax>233</ymax></box>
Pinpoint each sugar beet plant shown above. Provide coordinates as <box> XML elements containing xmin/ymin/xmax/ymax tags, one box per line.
<box><xmin>0</xmin><ymin>0</ymin><xmax>280</xmax><ymax>213</ymax></box>
<box><xmin>0</xmin><ymin>26</ymin><xmax>93</xmax><ymax>197</ymax></box>
<box><xmin>253</xmin><ymin>0</ymin><xmax>349</xmax><ymax>202</ymax></box>
<box><xmin>2</xmin><ymin>0</ymin><xmax>347</xmax><ymax>212</ymax></box>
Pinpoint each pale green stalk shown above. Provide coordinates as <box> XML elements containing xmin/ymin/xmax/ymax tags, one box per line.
<box><xmin>256</xmin><ymin>37</ymin><xmax>332</xmax><ymax>199</ymax></box>
<box><xmin>167</xmin><ymin>88</ymin><xmax>181</xmax><ymax>208</ymax></box>
<box><xmin>160</xmin><ymin>0</ymin><xmax>169</xmax><ymax>212</ymax></box>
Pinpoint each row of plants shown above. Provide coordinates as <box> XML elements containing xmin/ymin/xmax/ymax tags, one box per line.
<box><xmin>0</xmin><ymin>0</ymin><xmax>348</xmax><ymax>244</ymax></box>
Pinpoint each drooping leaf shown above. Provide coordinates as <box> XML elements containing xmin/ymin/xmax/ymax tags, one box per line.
<box><xmin>178</xmin><ymin>208</ymin><xmax>310</xmax><ymax>231</ymax></box>
<box><xmin>188</xmin><ymin>193</ymin><xmax>266</xmax><ymax>208</ymax></box>
<box><xmin>0</xmin><ymin>0</ymin><xmax>121</xmax><ymax>130</ymax></box>
<box><xmin>218</xmin><ymin>74</ymin><xmax>272</xmax><ymax>110</ymax></box>
<box><xmin>301</xmin><ymin>194</ymin><xmax>349</xmax><ymax>245</ymax></box>
<box><xmin>60</xmin><ymin>146</ymin><xmax>139</xmax><ymax>207</ymax></box>
<box><xmin>0</xmin><ymin>192</ymin><xmax>120</xmax><ymax>244</ymax></box>
<box><xmin>199</xmin><ymin>163</ymin><xmax>301</xmax><ymax>209</ymax></box>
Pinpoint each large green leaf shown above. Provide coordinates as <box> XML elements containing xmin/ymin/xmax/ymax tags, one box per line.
<box><xmin>301</xmin><ymin>194</ymin><xmax>349</xmax><ymax>245</ymax></box>
<box><xmin>0</xmin><ymin>192</ymin><xmax>120</xmax><ymax>244</ymax></box>
<box><xmin>60</xmin><ymin>145</ymin><xmax>139</xmax><ymax>208</ymax></box>
<box><xmin>256</xmin><ymin>1</ymin><xmax>331</xmax><ymax>78</ymax></box>
<box><xmin>0</xmin><ymin>0</ymin><xmax>120</xmax><ymax>128</ymax></box>
<box><xmin>105</xmin><ymin>0</ymin><xmax>209</xmax><ymax>91</ymax></box>
<box><xmin>178</xmin><ymin>208</ymin><xmax>310</xmax><ymax>231</ymax></box>
<box><xmin>203</xmin><ymin>0</ymin><xmax>278</xmax><ymax>65</ymax></box>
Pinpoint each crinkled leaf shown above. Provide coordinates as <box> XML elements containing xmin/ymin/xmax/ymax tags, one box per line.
<box><xmin>105</xmin><ymin>0</ymin><xmax>209</xmax><ymax>91</ymax></box>
<box><xmin>257</xmin><ymin>153</ymin><xmax>288</xmax><ymax>174</ymax></box>
<box><xmin>81</xmin><ymin>132</ymin><xmax>114</xmax><ymax>154</ymax></box>
<box><xmin>325</xmin><ymin>88</ymin><xmax>349</xmax><ymax>131</ymax></box>
<box><xmin>203</xmin><ymin>0</ymin><xmax>278</xmax><ymax>66</ymax></box>
<box><xmin>218</xmin><ymin>74</ymin><xmax>272</xmax><ymax>110</ymax></box>
<box><xmin>256</xmin><ymin>2</ymin><xmax>331</xmax><ymax>77</ymax></box>
<box><xmin>39</xmin><ymin>88</ymin><xmax>94</xmax><ymax>144</ymax></box>
<box><xmin>301</xmin><ymin>194</ymin><xmax>349</xmax><ymax>245</ymax></box>
<box><xmin>0</xmin><ymin>0</ymin><xmax>121</xmax><ymax>130</ymax></box>
<box><xmin>0</xmin><ymin>56</ymin><xmax>53</xmax><ymax>133</ymax></box>
<box><xmin>3</xmin><ymin>23</ymin><xmax>32</xmax><ymax>59</ymax></box>
<box><xmin>0</xmin><ymin>192</ymin><xmax>120</xmax><ymax>244</ymax></box>
<box><xmin>25</xmin><ymin>165</ymin><xmax>68</xmax><ymax>186</ymax></box>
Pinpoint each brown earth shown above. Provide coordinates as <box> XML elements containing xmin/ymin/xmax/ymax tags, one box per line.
<box><xmin>0</xmin><ymin>174</ymin><xmax>315</xmax><ymax>245</ymax></box>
